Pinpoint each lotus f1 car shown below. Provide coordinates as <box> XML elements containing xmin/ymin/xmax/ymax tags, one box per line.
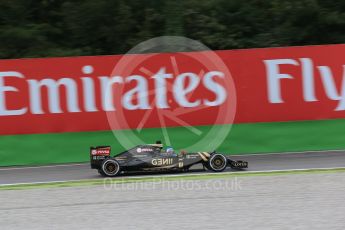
<box><xmin>90</xmin><ymin>141</ymin><xmax>248</xmax><ymax>177</ymax></box>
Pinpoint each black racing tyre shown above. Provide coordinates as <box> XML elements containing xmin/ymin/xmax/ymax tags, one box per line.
<box><xmin>101</xmin><ymin>158</ymin><xmax>121</xmax><ymax>177</ymax></box>
<box><xmin>208</xmin><ymin>154</ymin><xmax>227</xmax><ymax>172</ymax></box>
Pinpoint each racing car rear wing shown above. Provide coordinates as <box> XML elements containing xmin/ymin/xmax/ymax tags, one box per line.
<box><xmin>90</xmin><ymin>146</ymin><xmax>111</xmax><ymax>169</ymax></box>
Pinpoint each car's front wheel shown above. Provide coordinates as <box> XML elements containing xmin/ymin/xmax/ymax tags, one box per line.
<box><xmin>100</xmin><ymin>158</ymin><xmax>121</xmax><ymax>177</ymax></box>
<box><xmin>208</xmin><ymin>154</ymin><xmax>227</xmax><ymax>172</ymax></box>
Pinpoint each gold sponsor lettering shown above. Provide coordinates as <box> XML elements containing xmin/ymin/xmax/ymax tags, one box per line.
<box><xmin>152</xmin><ymin>158</ymin><xmax>173</xmax><ymax>166</ymax></box>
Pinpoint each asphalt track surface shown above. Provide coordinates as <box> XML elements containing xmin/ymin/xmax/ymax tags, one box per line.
<box><xmin>1</xmin><ymin>173</ymin><xmax>345</xmax><ymax>230</ymax></box>
<box><xmin>1</xmin><ymin>150</ymin><xmax>345</xmax><ymax>185</ymax></box>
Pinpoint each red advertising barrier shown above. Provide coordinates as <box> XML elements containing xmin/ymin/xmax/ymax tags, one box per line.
<box><xmin>1</xmin><ymin>44</ymin><xmax>345</xmax><ymax>135</ymax></box>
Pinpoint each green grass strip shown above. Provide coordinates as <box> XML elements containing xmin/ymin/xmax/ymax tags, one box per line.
<box><xmin>1</xmin><ymin>168</ymin><xmax>345</xmax><ymax>190</ymax></box>
<box><xmin>2</xmin><ymin>118</ymin><xmax>345</xmax><ymax>166</ymax></box>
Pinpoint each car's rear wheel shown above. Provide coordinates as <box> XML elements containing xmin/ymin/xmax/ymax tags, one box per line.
<box><xmin>101</xmin><ymin>158</ymin><xmax>121</xmax><ymax>177</ymax></box>
<box><xmin>208</xmin><ymin>154</ymin><xmax>227</xmax><ymax>172</ymax></box>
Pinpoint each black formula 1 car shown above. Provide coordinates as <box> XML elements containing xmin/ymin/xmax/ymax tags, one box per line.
<box><xmin>90</xmin><ymin>141</ymin><xmax>248</xmax><ymax>177</ymax></box>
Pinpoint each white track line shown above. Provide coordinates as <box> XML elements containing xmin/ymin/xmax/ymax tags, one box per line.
<box><xmin>1</xmin><ymin>166</ymin><xmax>344</xmax><ymax>187</ymax></box>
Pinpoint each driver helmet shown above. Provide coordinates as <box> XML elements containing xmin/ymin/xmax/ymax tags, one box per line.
<box><xmin>166</xmin><ymin>146</ymin><xmax>174</xmax><ymax>154</ymax></box>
